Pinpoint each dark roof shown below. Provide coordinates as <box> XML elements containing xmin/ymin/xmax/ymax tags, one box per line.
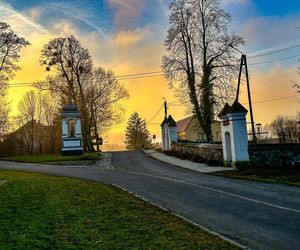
<box><xmin>166</xmin><ymin>115</ymin><xmax>176</xmax><ymax>127</ymax></box>
<box><xmin>176</xmin><ymin>115</ymin><xmax>193</xmax><ymax>133</ymax></box>
<box><xmin>161</xmin><ymin>117</ymin><xmax>167</xmax><ymax>126</ymax></box>
<box><xmin>62</xmin><ymin>104</ymin><xmax>79</xmax><ymax>113</ymax></box>
<box><xmin>230</xmin><ymin>100</ymin><xmax>248</xmax><ymax>114</ymax></box>
<box><xmin>218</xmin><ymin>101</ymin><xmax>248</xmax><ymax>117</ymax></box>
<box><xmin>218</xmin><ymin>103</ymin><xmax>231</xmax><ymax>117</ymax></box>
<box><xmin>161</xmin><ymin>115</ymin><xmax>177</xmax><ymax>127</ymax></box>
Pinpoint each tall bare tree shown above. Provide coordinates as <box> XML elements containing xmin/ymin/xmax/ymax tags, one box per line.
<box><xmin>162</xmin><ymin>0</ymin><xmax>243</xmax><ymax>141</ymax></box>
<box><xmin>0</xmin><ymin>22</ymin><xmax>29</xmax><ymax>140</ymax></box>
<box><xmin>40</xmin><ymin>35</ymin><xmax>94</xmax><ymax>151</ymax></box>
<box><xmin>39</xmin><ymin>36</ymin><xmax>129</xmax><ymax>152</ymax></box>
<box><xmin>0</xmin><ymin>22</ymin><xmax>29</xmax><ymax>91</ymax></box>
<box><xmin>85</xmin><ymin>68</ymin><xmax>129</xmax><ymax>150</ymax></box>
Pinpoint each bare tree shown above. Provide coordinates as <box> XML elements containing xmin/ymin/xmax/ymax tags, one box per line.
<box><xmin>39</xmin><ymin>37</ymin><xmax>129</xmax><ymax>151</ymax></box>
<box><xmin>17</xmin><ymin>90</ymin><xmax>59</xmax><ymax>154</ymax></box>
<box><xmin>162</xmin><ymin>0</ymin><xmax>243</xmax><ymax>141</ymax></box>
<box><xmin>0</xmin><ymin>22</ymin><xmax>29</xmax><ymax>140</ymax></box>
<box><xmin>0</xmin><ymin>22</ymin><xmax>29</xmax><ymax>92</ymax></box>
<box><xmin>0</xmin><ymin>98</ymin><xmax>10</xmax><ymax>141</ymax></box>
<box><xmin>85</xmin><ymin>68</ymin><xmax>129</xmax><ymax>150</ymax></box>
<box><xmin>40</xmin><ymin>35</ymin><xmax>96</xmax><ymax>152</ymax></box>
<box><xmin>271</xmin><ymin>116</ymin><xmax>299</xmax><ymax>143</ymax></box>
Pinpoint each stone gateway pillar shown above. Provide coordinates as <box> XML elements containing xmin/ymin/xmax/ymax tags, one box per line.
<box><xmin>218</xmin><ymin>101</ymin><xmax>249</xmax><ymax>168</ymax></box>
<box><xmin>61</xmin><ymin>104</ymin><xmax>84</xmax><ymax>155</ymax></box>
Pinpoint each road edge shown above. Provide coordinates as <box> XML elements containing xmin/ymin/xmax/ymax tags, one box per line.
<box><xmin>112</xmin><ymin>184</ymin><xmax>250</xmax><ymax>250</ymax></box>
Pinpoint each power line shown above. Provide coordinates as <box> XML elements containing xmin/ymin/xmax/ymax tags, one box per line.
<box><xmin>248</xmin><ymin>43</ymin><xmax>300</xmax><ymax>58</ymax></box>
<box><xmin>249</xmin><ymin>54</ymin><xmax>300</xmax><ymax>66</ymax></box>
<box><xmin>241</xmin><ymin>95</ymin><xmax>298</xmax><ymax>105</ymax></box>
<box><xmin>115</xmin><ymin>71</ymin><xmax>162</xmax><ymax>78</ymax></box>
<box><xmin>6</xmin><ymin>72</ymin><xmax>165</xmax><ymax>87</ymax></box>
<box><xmin>117</xmin><ymin>73</ymin><xmax>164</xmax><ymax>81</ymax></box>
<box><xmin>147</xmin><ymin>105</ymin><xmax>163</xmax><ymax>123</ymax></box>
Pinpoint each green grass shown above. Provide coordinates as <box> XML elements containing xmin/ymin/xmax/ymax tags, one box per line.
<box><xmin>213</xmin><ymin>167</ymin><xmax>300</xmax><ymax>187</ymax></box>
<box><xmin>0</xmin><ymin>171</ymin><xmax>239</xmax><ymax>249</ymax></box>
<box><xmin>1</xmin><ymin>153</ymin><xmax>101</xmax><ymax>163</ymax></box>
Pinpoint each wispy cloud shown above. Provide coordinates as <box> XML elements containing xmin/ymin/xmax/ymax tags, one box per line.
<box><xmin>46</xmin><ymin>2</ymin><xmax>107</xmax><ymax>38</ymax></box>
<box><xmin>0</xmin><ymin>0</ymin><xmax>48</xmax><ymax>37</ymax></box>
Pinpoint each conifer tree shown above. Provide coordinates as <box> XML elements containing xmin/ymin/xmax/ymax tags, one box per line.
<box><xmin>125</xmin><ymin>112</ymin><xmax>151</xmax><ymax>150</ymax></box>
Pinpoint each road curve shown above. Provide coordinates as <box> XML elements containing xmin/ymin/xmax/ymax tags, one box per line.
<box><xmin>1</xmin><ymin>151</ymin><xmax>300</xmax><ymax>250</ymax></box>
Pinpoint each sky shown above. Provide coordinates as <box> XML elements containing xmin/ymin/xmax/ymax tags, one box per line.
<box><xmin>1</xmin><ymin>0</ymin><xmax>300</xmax><ymax>148</ymax></box>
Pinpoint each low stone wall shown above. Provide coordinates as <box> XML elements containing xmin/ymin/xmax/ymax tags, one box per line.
<box><xmin>171</xmin><ymin>142</ymin><xmax>300</xmax><ymax>168</ymax></box>
<box><xmin>249</xmin><ymin>144</ymin><xmax>300</xmax><ymax>167</ymax></box>
<box><xmin>171</xmin><ymin>143</ymin><xmax>223</xmax><ymax>165</ymax></box>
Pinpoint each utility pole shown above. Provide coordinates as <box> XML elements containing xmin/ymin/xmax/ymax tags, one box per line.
<box><xmin>163</xmin><ymin>98</ymin><xmax>168</xmax><ymax>119</ymax></box>
<box><xmin>163</xmin><ymin>98</ymin><xmax>169</xmax><ymax>150</ymax></box>
<box><xmin>236</xmin><ymin>54</ymin><xmax>257</xmax><ymax>144</ymax></box>
<box><xmin>230</xmin><ymin>45</ymin><xmax>257</xmax><ymax>144</ymax></box>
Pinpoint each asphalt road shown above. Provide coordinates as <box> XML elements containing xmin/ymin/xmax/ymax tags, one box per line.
<box><xmin>1</xmin><ymin>151</ymin><xmax>300</xmax><ymax>250</ymax></box>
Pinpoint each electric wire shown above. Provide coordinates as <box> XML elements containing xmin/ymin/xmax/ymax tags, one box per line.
<box><xmin>147</xmin><ymin>105</ymin><xmax>164</xmax><ymax>123</ymax></box>
<box><xmin>248</xmin><ymin>43</ymin><xmax>300</xmax><ymax>58</ymax></box>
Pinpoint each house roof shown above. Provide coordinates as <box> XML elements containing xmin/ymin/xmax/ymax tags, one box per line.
<box><xmin>176</xmin><ymin>115</ymin><xmax>193</xmax><ymax>133</ymax></box>
<box><xmin>177</xmin><ymin>115</ymin><xmax>221</xmax><ymax>133</ymax></box>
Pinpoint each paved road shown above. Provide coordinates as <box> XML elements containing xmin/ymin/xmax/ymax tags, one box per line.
<box><xmin>1</xmin><ymin>151</ymin><xmax>300</xmax><ymax>250</ymax></box>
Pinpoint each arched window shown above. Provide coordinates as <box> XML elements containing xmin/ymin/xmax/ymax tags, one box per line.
<box><xmin>68</xmin><ymin>119</ymin><xmax>76</xmax><ymax>138</ymax></box>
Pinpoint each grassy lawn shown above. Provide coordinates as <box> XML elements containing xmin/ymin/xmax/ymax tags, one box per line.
<box><xmin>1</xmin><ymin>153</ymin><xmax>101</xmax><ymax>164</ymax></box>
<box><xmin>0</xmin><ymin>171</ymin><xmax>239</xmax><ymax>249</ymax></box>
<box><xmin>213</xmin><ymin>167</ymin><xmax>300</xmax><ymax>187</ymax></box>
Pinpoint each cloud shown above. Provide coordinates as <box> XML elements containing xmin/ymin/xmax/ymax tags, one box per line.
<box><xmin>0</xmin><ymin>1</ymin><xmax>48</xmax><ymax>38</ymax></box>
<box><xmin>46</xmin><ymin>3</ymin><xmax>107</xmax><ymax>38</ymax></box>
<box><xmin>107</xmin><ymin>0</ymin><xmax>146</xmax><ymax>30</ymax></box>
<box><xmin>239</xmin><ymin>65</ymin><xmax>299</xmax><ymax>125</ymax></box>
<box><xmin>241</xmin><ymin>15</ymin><xmax>300</xmax><ymax>54</ymax></box>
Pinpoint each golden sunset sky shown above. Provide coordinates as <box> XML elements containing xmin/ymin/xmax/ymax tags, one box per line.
<box><xmin>1</xmin><ymin>0</ymin><xmax>299</xmax><ymax>148</ymax></box>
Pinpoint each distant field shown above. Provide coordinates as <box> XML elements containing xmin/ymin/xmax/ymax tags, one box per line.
<box><xmin>0</xmin><ymin>171</ymin><xmax>238</xmax><ymax>249</ymax></box>
<box><xmin>1</xmin><ymin>153</ymin><xmax>101</xmax><ymax>163</ymax></box>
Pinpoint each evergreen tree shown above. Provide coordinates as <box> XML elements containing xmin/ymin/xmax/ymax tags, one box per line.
<box><xmin>125</xmin><ymin>112</ymin><xmax>151</xmax><ymax>150</ymax></box>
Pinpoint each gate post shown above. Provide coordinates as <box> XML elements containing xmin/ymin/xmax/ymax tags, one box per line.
<box><xmin>219</xmin><ymin>101</ymin><xmax>249</xmax><ymax>168</ymax></box>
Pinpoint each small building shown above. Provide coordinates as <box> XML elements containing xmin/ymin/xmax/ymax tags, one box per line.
<box><xmin>161</xmin><ymin>115</ymin><xmax>178</xmax><ymax>151</ymax></box>
<box><xmin>176</xmin><ymin>116</ymin><xmax>221</xmax><ymax>142</ymax></box>
<box><xmin>218</xmin><ymin>101</ymin><xmax>249</xmax><ymax>167</ymax></box>
<box><xmin>61</xmin><ymin>104</ymin><xmax>83</xmax><ymax>155</ymax></box>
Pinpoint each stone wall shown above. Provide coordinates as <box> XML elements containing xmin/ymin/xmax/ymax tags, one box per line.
<box><xmin>171</xmin><ymin>143</ymin><xmax>300</xmax><ymax>167</ymax></box>
<box><xmin>249</xmin><ymin>144</ymin><xmax>300</xmax><ymax>167</ymax></box>
<box><xmin>171</xmin><ymin>143</ymin><xmax>223</xmax><ymax>165</ymax></box>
